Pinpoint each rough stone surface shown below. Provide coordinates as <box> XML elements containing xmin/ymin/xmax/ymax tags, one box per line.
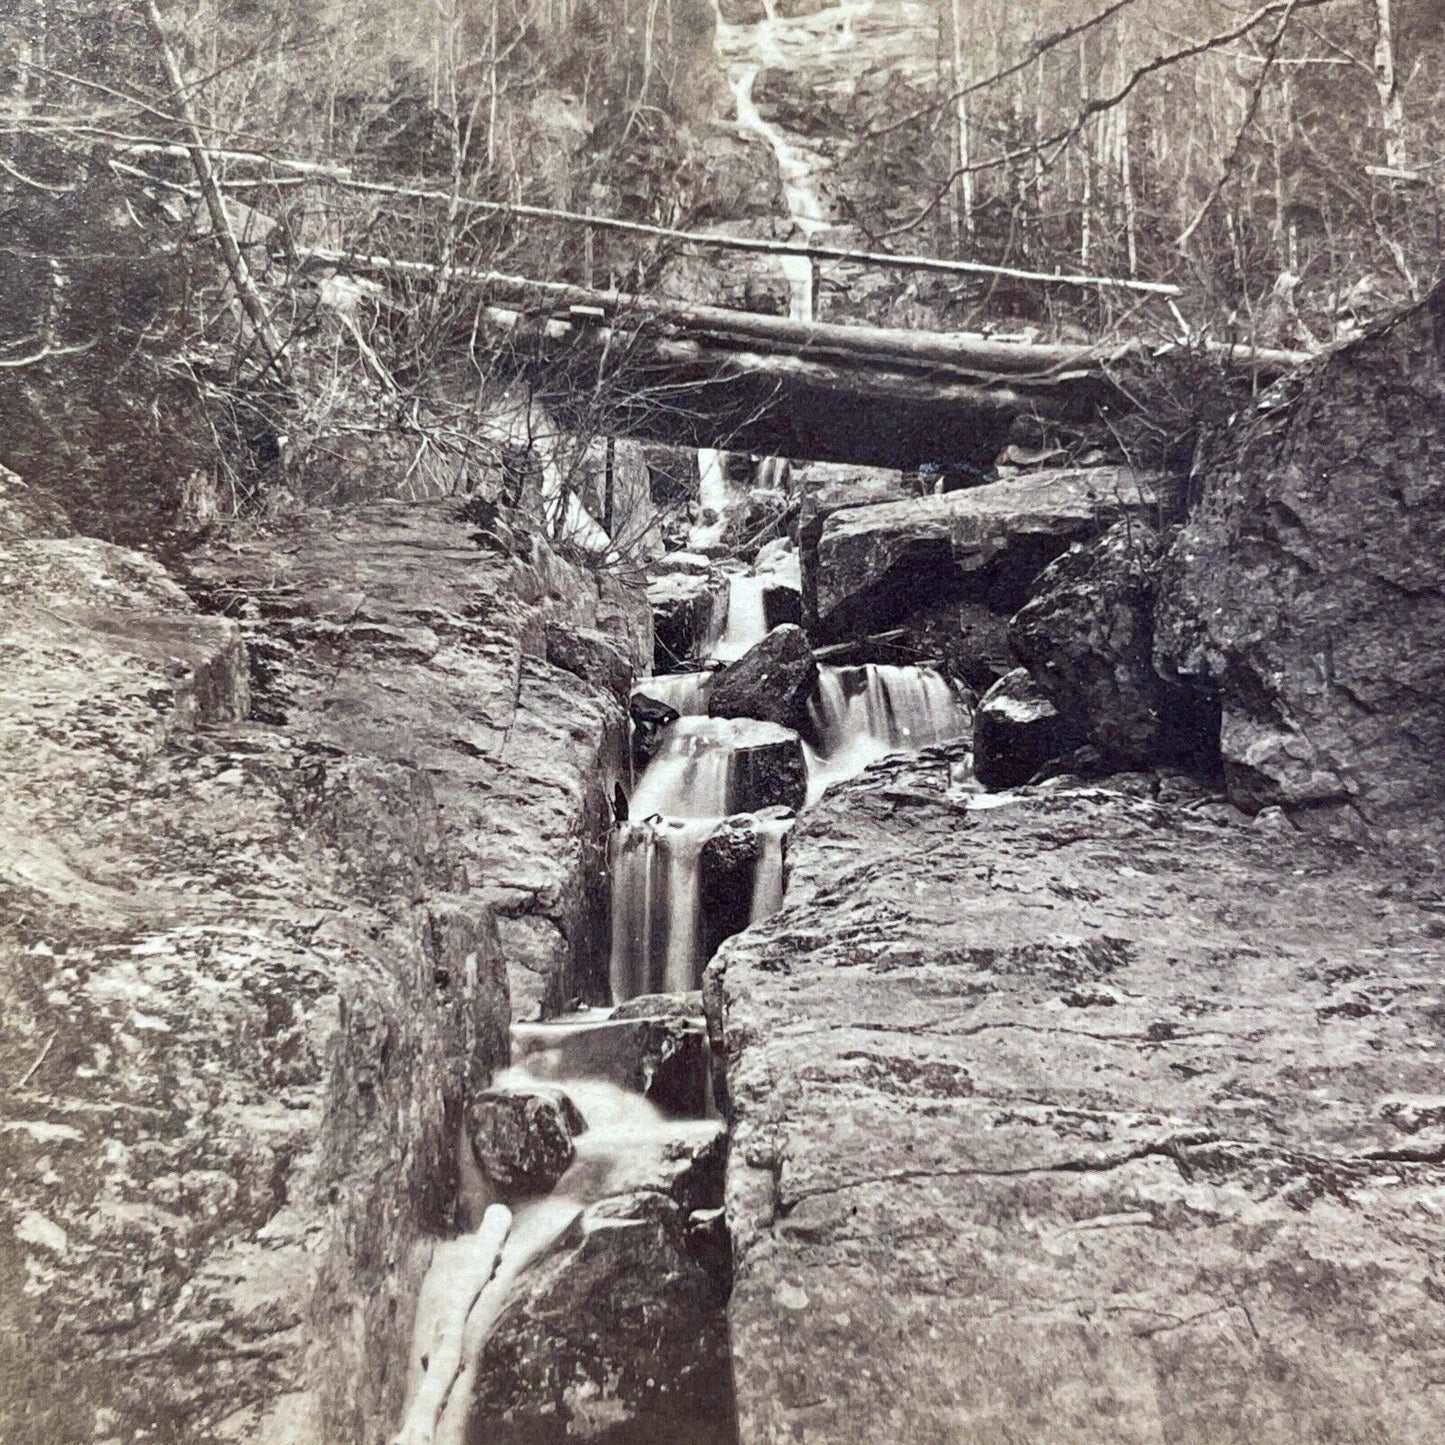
<box><xmin>724</xmin><ymin>721</ymin><xmax>810</xmax><ymax>814</ymax></box>
<box><xmin>1156</xmin><ymin>287</ymin><xmax>1445</xmax><ymax>838</ymax></box>
<box><xmin>1010</xmin><ymin>520</ymin><xmax>1171</xmax><ymax>766</ymax></box>
<box><xmin>468</xmin><ymin>1088</ymin><xmax>583</xmax><ymax>1197</ymax></box>
<box><xmin>546</xmin><ymin>624</ymin><xmax>633</xmax><ymax>705</ymax></box>
<box><xmin>700</xmin><ymin>815</ymin><xmax>762</xmax><ymax>961</ymax></box>
<box><xmin>973</xmin><ymin>666</ymin><xmax>1078</xmax><ymax>789</ymax></box>
<box><xmin>0</xmin><ymin>496</ymin><xmax>653</xmax><ymax>1444</ymax></box>
<box><xmin>189</xmin><ymin>501</ymin><xmax>650</xmax><ymax>1018</ymax></box>
<box><xmin>762</xmin><ymin>581</ymin><xmax>803</xmax><ymax>629</ymax></box>
<box><xmin>711</xmin><ymin>755</ymin><xmax>1445</xmax><ymax>1445</ymax></box>
<box><xmin>0</xmin><ymin>531</ymin><xmax>509</xmax><ymax>1445</ymax></box>
<box><xmin>648</xmin><ymin>567</ymin><xmax>727</xmax><ymax>672</ymax></box>
<box><xmin>629</xmin><ymin>691</ymin><xmax>681</xmax><ymax>772</ymax></box>
<box><xmin>473</xmin><ymin>1191</ymin><xmax>734</xmax><ymax>1443</ymax></box>
<box><xmin>794</xmin><ymin>461</ymin><xmax>911</xmax><ymax>625</ymax></box>
<box><xmin>709</xmin><ymin>623</ymin><xmax>820</xmax><ymax>734</ymax></box>
<box><xmin>813</xmin><ymin>467</ymin><xmax>1159</xmax><ymax>640</ymax></box>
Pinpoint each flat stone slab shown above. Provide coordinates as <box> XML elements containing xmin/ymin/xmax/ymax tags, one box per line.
<box><xmin>711</xmin><ymin>756</ymin><xmax>1445</xmax><ymax>1444</ymax></box>
<box><xmin>812</xmin><ymin>466</ymin><xmax>1157</xmax><ymax>639</ymax></box>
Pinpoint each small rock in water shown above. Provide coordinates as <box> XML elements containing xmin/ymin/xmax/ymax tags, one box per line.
<box><xmin>610</xmin><ymin>991</ymin><xmax>705</xmax><ymax>1021</ymax></box>
<box><xmin>468</xmin><ymin>1086</ymin><xmax>585</xmax><ymax>1197</ymax></box>
<box><xmin>972</xmin><ymin>667</ymin><xmax>1081</xmax><ymax>790</ymax></box>
<box><xmin>629</xmin><ymin>692</ymin><xmax>681</xmax><ymax>771</ymax></box>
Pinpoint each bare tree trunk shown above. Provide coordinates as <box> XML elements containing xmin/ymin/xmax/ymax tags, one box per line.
<box><xmin>1079</xmin><ymin>38</ymin><xmax>1093</xmax><ymax>269</ymax></box>
<box><xmin>140</xmin><ymin>0</ymin><xmax>291</xmax><ymax>381</ymax></box>
<box><xmin>1119</xmin><ymin>97</ymin><xmax>1138</xmax><ymax>279</ymax></box>
<box><xmin>950</xmin><ymin>0</ymin><xmax>974</xmax><ymax>244</ymax></box>
<box><xmin>1372</xmin><ymin>0</ymin><xmax>1407</xmax><ymax>169</ymax></box>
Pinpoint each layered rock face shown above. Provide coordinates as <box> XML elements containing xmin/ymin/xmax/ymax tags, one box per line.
<box><xmin>710</xmin><ymin>757</ymin><xmax>1445</xmax><ymax>1445</ymax></box>
<box><xmin>0</xmin><ymin>531</ymin><xmax>506</xmax><ymax>1444</ymax></box>
<box><xmin>189</xmin><ymin>501</ymin><xmax>650</xmax><ymax>1017</ymax></box>
<box><xmin>1156</xmin><ymin>286</ymin><xmax>1445</xmax><ymax>834</ymax></box>
<box><xmin>0</xmin><ymin>499</ymin><xmax>649</xmax><ymax>1444</ymax></box>
<box><xmin>812</xmin><ymin>467</ymin><xmax>1159</xmax><ymax>641</ymax></box>
<box><xmin>648</xmin><ymin>566</ymin><xmax>727</xmax><ymax>671</ymax></box>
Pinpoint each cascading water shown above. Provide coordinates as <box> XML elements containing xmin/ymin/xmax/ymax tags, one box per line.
<box><xmin>398</xmin><ymin>1020</ymin><xmax>724</xmax><ymax>1445</ymax></box>
<box><xmin>634</xmin><ymin>670</ymin><xmax>713</xmax><ymax>718</ymax></box>
<box><xmin>805</xmin><ymin>664</ymin><xmax>972</xmax><ymax>802</ymax></box>
<box><xmin>612</xmin><ymin>712</ymin><xmax>802</xmax><ymax>1000</ymax></box>
<box><xmin>714</xmin><ymin>572</ymin><xmax>770</xmax><ymax>662</ymax></box>
<box><xmin>748</xmin><ymin>812</ymin><xmax>792</xmax><ymax>922</ymax></box>
<box><xmin>609</xmin><ymin>818</ymin><xmax>713</xmax><ymax>999</ymax></box>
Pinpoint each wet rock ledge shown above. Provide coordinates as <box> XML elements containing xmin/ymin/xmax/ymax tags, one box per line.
<box><xmin>0</xmin><ymin>500</ymin><xmax>648</xmax><ymax>1444</ymax></box>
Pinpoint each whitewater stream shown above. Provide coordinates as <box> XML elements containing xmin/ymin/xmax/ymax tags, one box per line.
<box><xmin>394</xmin><ymin>8</ymin><xmax>972</xmax><ymax>1437</ymax></box>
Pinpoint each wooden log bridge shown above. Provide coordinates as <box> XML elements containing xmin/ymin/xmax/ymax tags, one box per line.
<box><xmin>303</xmin><ymin>248</ymin><xmax>1313</xmax><ymax>470</ymax></box>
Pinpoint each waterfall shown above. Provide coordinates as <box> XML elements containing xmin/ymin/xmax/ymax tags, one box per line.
<box><xmin>405</xmin><ymin>1023</ymin><xmax>723</xmax><ymax>1444</ymax></box>
<box><xmin>714</xmin><ymin>572</ymin><xmax>769</xmax><ymax>662</ymax></box>
<box><xmin>748</xmin><ymin>813</ymin><xmax>791</xmax><ymax>923</ymax></box>
<box><xmin>634</xmin><ymin>671</ymin><xmax>713</xmax><ymax>718</ymax></box>
<box><xmin>609</xmin><ymin>818</ymin><xmax>713</xmax><ymax>1000</ymax></box>
<box><xmin>629</xmin><ymin>718</ymin><xmax>742</xmax><ymax>818</ymax></box>
<box><xmin>805</xmin><ymin>664</ymin><xmax>971</xmax><ymax>801</ymax></box>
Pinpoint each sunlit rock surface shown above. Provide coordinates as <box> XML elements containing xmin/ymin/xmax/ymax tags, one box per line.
<box><xmin>0</xmin><ymin>500</ymin><xmax>650</xmax><ymax>1444</ymax></box>
<box><xmin>189</xmin><ymin>500</ymin><xmax>651</xmax><ymax>1017</ymax></box>
<box><xmin>711</xmin><ymin>756</ymin><xmax>1445</xmax><ymax>1445</ymax></box>
<box><xmin>812</xmin><ymin>467</ymin><xmax>1159</xmax><ymax>640</ymax></box>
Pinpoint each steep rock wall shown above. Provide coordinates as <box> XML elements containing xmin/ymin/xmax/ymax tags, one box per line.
<box><xmin>710</xmin><ymin>758</ymin><xmax>1445</xmax><ymax>1444</ymax></box>
<box><xmin>0</xmin><ymin>499</ymin><xmax>650</xmax><ymax>1443</ymax></box>
<box><xmin>188</xmin><ymin>502</ymin><xmax>651</xmax><ymax>1018</ymax></box>
<box><xmin>1156</xmin><ymin>285</ymin><xmax>1445</xmax><ymax>839</ymax></box>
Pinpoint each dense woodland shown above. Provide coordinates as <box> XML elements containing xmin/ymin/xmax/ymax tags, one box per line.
<box><xmin>3</xmin><ymin>0</ymin><xmax>1443</xmax><ymax>543</ymax></box>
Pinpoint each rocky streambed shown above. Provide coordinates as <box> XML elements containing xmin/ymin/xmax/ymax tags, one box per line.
<box><xmin>5</xmin><ymin>129</ymin><xmax>1445</xmax><ymax>1445</ymax></box>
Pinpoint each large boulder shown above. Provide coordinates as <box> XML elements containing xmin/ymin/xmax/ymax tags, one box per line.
<box><xmin>972</xmin><ymin>666</ymin><xmax>1079</xmax><ymax>789</ymax></box>
<box><xmin>1010</xmin><ymin>521</ymin><xmax>1171</xmax><ymax>767</ymax></box>
<box><xmin>794</xmin><ymin>461</ymin><xmax>912</xmax><ymax>625</ymax></box>
<box><xmin>812</xmin><ymin>467</ymin><xmax>1159</xmax><ymax>641</ymax></box>
<box><xmin>725</xmin><ymin>720</ymin><xmax>809</xmax><ymax>814</ymax></box>
<box><xmin>648</xmin><ymin>568</ymin><xmax>727</xmax><ymax>672</ymax></box>
<box><xmin>467</xmin><ymin>1086</ymin><xmax>585</xmax><ymax>1198</ymax></box>
<box><xmin>709</xmin><ymin>624</ymin><xmax>819</xmax><ymax>733</ymax></box>
<box><xmin>1156</xmin><ymin>286</ymin><xmax>1445</xmax><ymax>834</ymax></box>
<box><xmin>713</xmin><ymin>757</ymin><xmax>1445</xmax><ymax>1445</ymax></box>
<box><xmin>546</xmin><ymin>624</ymin><xmax>633</xmax><ymax>704</ymax></box>
<box><xmin>471</xmin><ymin>1191</ymin><xmax>733</xmax><ymax>1443</ymax></box>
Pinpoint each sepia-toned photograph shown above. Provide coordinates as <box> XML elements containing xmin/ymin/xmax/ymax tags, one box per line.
<box><xmin>2</xmin><ymin>0</ymin><xmax>1444</xmax><ymax>1440</ymax></box>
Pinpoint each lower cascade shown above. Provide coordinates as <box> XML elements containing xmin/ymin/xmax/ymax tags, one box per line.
<box><xmin>395</xmin><ymin>1011</ymin><xmax>729</xmax><ymax>1445</ymax></box>
<box><xmin>396</xmin><ymin>529</ymin><xmax>974</xmax><ymax>1442</ymax></box>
